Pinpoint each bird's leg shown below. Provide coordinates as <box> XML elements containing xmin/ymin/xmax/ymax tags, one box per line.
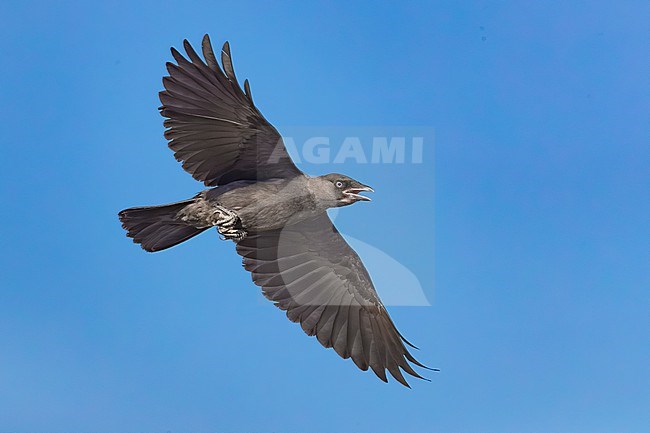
<box><xmin>211</xmin><ymin>205</ymin><xmax>247</xmax><ymax>242</ymax></box>
<box><xmin>177</xmin><ymin>200</ymin><xmax>247</xmax><ymax>242</ymax></box>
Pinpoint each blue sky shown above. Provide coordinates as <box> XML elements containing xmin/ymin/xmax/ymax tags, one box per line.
<box><xmin>1</xmin><ymin>1</ymin><xmax>648</xmax><ymax>432</ymax></box>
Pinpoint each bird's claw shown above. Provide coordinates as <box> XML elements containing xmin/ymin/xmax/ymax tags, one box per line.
<box><xmin>218</xmin><ymin>228</ymin><xmax>247</xmax><ymax>242</ymax></box>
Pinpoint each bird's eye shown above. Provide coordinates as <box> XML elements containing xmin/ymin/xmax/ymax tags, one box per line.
<box><xmin>335</xmin><ymin>181</ymin><xmax>344</xmax><ymax>188</ymax></box>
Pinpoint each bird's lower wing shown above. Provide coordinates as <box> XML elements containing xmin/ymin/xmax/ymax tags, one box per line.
<box><xmin>235</xmin><ymin>213</ymin><xmax>431</xmax><ymax>387</ymax></box>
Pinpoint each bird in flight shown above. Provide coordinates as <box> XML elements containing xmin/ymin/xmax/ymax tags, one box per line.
<box><xmin>118</xmin><ymin>35</ymin><xmax>432</xmax><ymax>387</ymax></box>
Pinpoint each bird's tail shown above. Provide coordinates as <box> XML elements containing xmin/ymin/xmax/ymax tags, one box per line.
<box><xmin>118</xmin><ymin>198</ymin><xmax>207</xmax><ymax>252</ymax></box>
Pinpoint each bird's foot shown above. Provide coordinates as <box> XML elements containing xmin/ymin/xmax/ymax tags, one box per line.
<box><xmin>212</xmin><ymin>205</ymin><xmax>247</xmax><ymax>242</ymax></box>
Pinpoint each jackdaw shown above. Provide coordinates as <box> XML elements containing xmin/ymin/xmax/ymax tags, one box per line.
<box><xmin>118</xmin><ymin>35</ymin><xmax>432</xmax><ymax>387</ymax></box>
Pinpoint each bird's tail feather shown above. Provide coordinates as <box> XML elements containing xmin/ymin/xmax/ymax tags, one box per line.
<box><xmin>118</xmin><ymin>199</ymin><xmax>207</xmax><ymax>252</ymax></box>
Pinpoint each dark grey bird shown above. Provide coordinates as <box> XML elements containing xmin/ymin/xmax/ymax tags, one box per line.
<box><xmin>118</xmin><ymin>35</ymin><xmax>432</xmax><ymax>387</ymax></box>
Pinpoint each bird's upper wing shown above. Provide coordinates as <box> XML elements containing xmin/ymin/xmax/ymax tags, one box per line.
<box><xmin>159</xmin><ymin>35</ymin><xmax>302</xmax><ymax>186</ymax></box>
<box><xmin>236</xmin><ymin>213</ymin><xmax>432</xmax><ymax>387</ymax></box>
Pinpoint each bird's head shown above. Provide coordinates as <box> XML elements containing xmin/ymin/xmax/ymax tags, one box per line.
<box><xmin>314</xmin><ymin>173</ymin><xmax>374</xmax><ymax>208</ymax></box>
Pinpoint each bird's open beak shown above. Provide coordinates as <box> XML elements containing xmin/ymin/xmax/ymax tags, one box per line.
<box><xmin>343</xmin><ymin>184</ymin><xmax>374</xmax><ymax>202</ymax></box>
